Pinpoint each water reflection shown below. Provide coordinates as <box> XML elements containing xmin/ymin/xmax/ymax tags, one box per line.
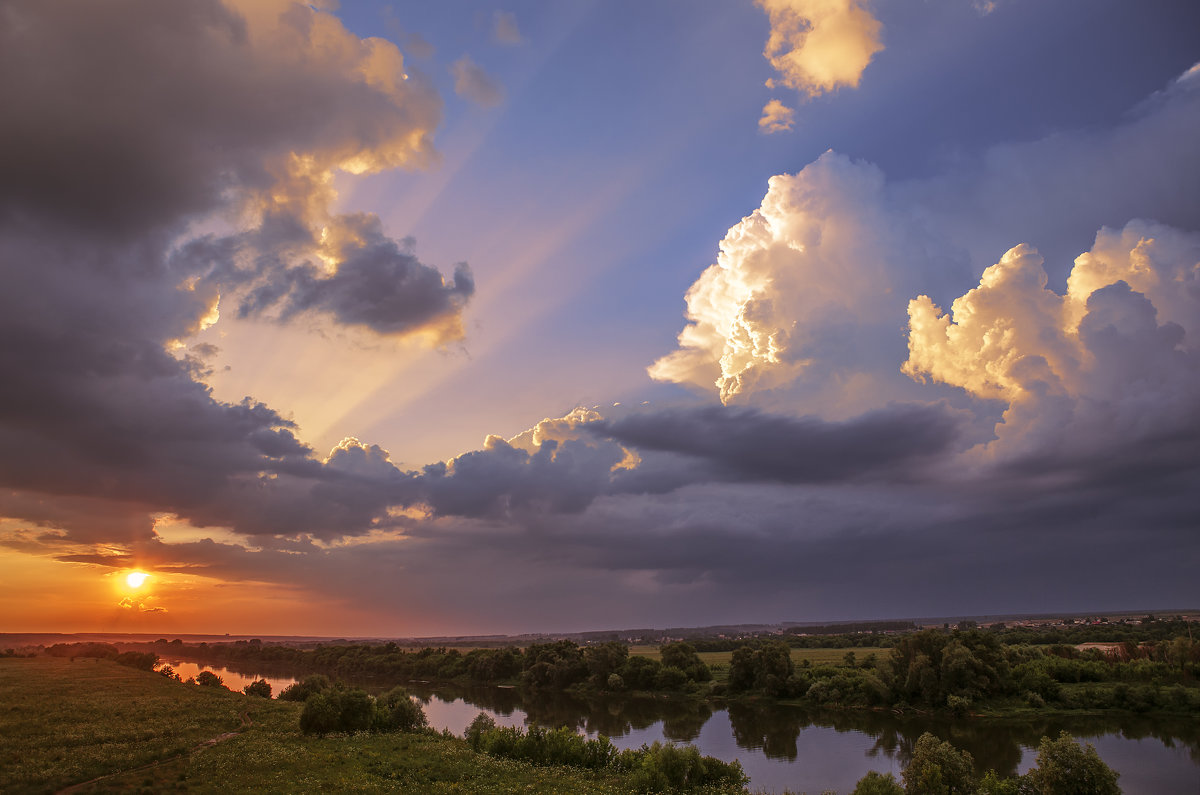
<box><xmin>193</xmin><ymin>660</ymin><xmax>1200</xmax><ymax>794</ymax></box>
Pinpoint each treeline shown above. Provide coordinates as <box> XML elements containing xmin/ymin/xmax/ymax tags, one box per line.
<box><xmin>127</xmin><ymin>624</ymin><xmax>1200</xmax><ymax>715</ymax></box>
<box><xmin>143</xmin><ymin>637</ymin><xmax>713</xmax><ymax>693</ymax></box>
<box><xmin>688</xmin><ymin>617</ymin><xmax>1197</xmax><ymax>652</ymax></box>
<box><xmin>44</xmin><ymin>642</ymin><xmax>158</xmax><ymax>672</ymax></box>
<box><xmin>720</xmin><ymin>630</ymin><xmax>1200</xmax><ymax>714</ymax></box>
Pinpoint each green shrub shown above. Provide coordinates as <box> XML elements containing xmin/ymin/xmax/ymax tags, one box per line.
<box><xmin>852</xmin><ymin>770</ymin><xmax>904</xmax><ymax>795</ymax></box>
<box><xmin>278</xmin><ymin>674</ymin><xmax>331</xmax><ymax>702</ymax></box>
<box><xmin>194</xmin><ymin>670</ymin><xmax>225</xmax><ymax>688</ymax></box>
<box><xmin>373</xmin><ymin>686</ymin><xmax>427</xmax><ymax>732</ymax></box>
<box><xmin>299</xmin><ymin>692</ymin><xmax>340</xmax><ymax>735</ymax></box>
<box><xmin>243</xmin><ymin>679</ymin><xmax>271</xmax><ymax>698</ymax></box>
<box><xmin>902</xmin><ymin>732</ymin><xmax>974</xmax><ymax>795</ymax></box>
<box><xmin>1026</xmin><ymin>732</ymin><xmax>1120</xmax><ymax>795</ymax></box>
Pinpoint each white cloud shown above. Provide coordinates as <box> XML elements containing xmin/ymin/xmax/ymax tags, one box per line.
<box><xmin>756</xmin><ymin>0</ymin><xmax>883</xmax><ymax>99</ymax></box>
<box><xmin>905</xmin><ymin>221</ymin><xmax>1200</xmax><ymax>461</ymax></box>
<box><xmin>649</xmin><ymin>152</ymin><xmax>911</xmax><ymax>407</ymax></box>
<box><xmin>758</xmin><ymin>99</ymin><xmax>796</xmax><ymax>133</ymax></box>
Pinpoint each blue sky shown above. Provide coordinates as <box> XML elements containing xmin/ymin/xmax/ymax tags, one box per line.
<box><xmin>1</xmin><ymin>0</ymin><xmax>1198</xmax><ymax>635</ymax></box>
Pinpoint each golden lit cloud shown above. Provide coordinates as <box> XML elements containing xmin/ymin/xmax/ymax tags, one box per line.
<box><xmin>905</xmin><ymin>221</ymin><xmax>1200</xmax><ymax>404</ymax></box>
<box><xmin>756</xmin><ymin>0</ymin><xmax>883</xmax><ymax>99</ymax></box>
<box><xmin>649</xmin><ymin>152</ymin><xmax>897</xmax><ymax>404</ymax></box>
<box><xmin>758</xmin><ymin>99</ymin><xmax>796</xmax><ymax>133</ymax></box>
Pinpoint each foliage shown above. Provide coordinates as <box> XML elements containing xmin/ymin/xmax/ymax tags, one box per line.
<box><xmin>278</xmin><ymin>673</ymin><xmax>332</xmax><ymax>702</ymax></box>
<box><xmin>243</xmin><ymin>679</ymin><xmax>272</xmax><ymax>698</ymax></box>
<box><xmin>195</xmin><ymin>670</ymin><xmax>225</xmax><ymax>688</ymax></box>
<box><xmin>299</xmin><ymin>685</ymin><xmax>427</xmax><ymax>736</ymax></box>
<box><xmin>851</xmin><ymin>770</ymin><xmax>904</xmax><ymax>795</ymax></box>
<box><xmin>621</xmin><ymin>740</ymin><xmax>747</xmax><ymax>793</ymax></box>
<box><xmin>468</xmin><ymin>722</ymin><xmax>747</xmax><ymax>793</ymax></box>
<box><xmin>375</xmin><ymin>685</ymin><xmax>428</xmax><ymax>732</ymax></box>
<box><xmin>901</xmin><ymin>732</ymin><xmax>975</xmax><ymax>795</ymax></box>
<box><xmin>114</xmin><ymin>651</ymin><xmax>158</xmax><ymax>671</ymax></box>
<box><xmin>728</xmin><ymin>640</ymin><xmax>794</xmax><ymax>696</ymax></box>
<box><xmin>1026</xmin><ymin>732</ymin><xmax>1120</xmax><ymax>795</ymax></box>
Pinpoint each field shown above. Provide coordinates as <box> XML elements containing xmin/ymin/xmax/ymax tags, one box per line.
<box><xmin>0</xmin><ymin>658</ymin><xmax>654</xmax><ymax>794</ymax></box>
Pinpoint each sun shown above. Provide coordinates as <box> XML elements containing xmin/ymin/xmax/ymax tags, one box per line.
<box><xmin>125</xmin><ymin>571</ymin><xmax>149</xmax><ymax>588</ymax></box>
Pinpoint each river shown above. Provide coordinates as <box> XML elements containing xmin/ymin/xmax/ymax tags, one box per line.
<box><xmin>163</xmin><ymin>661</ymin><xmax>1200</xmax><ymax>793</ymax></box>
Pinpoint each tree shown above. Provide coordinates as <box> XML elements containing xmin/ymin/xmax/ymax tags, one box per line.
<box><xmin>299</xmin><ymin>692</ymin><xmax>340</xmax><ymax>735</ymax></box>
<box><xmin>278</xmin><ymin>674</ymin><xmax>331</xmax><ymax>702</ymax></box>
<box><xmin>902</xmin><ymin>732</ymin><xmax>975</xmax><ymax>795</ymax></box>
<box><xmin>584</xmin><ymin>642</ymin><xmax>629</xmax><ymax>684</ymax></box>
<box><xmin>1026</xmin><ymin>732</ymin><xmax>1120</xmax><ymax>795</ymax></box>
<box><xmin>375</xmin><ymin>686</ymin><xmax>427</xmax><ymax>732</ymax></box>
<box><xmin>243</xmin><ymin>679</ymin><xmax>272</xmax><ymax>698</ymax></box>
<box><xmin>195</xmin><ymin>670</ymin><xmax>225</xmax><ymax>688</ymax></box>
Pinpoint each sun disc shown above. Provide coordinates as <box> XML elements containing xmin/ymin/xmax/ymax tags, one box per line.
<box><xmin>125</xmin><ymin>571</ymin><xmax>148</xmax><ymax>588</ymax></box>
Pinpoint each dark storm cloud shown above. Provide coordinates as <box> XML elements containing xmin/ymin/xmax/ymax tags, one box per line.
<box><xmin>595</xmin><ymin>403</ymin><xmax>963</xmax><ymax>484</ymax></box>
<box><xmin>419</xmin><ymin>436</ymin><xmax>627</xmax><ymax>518</ymax></box>
<box><xmin>0</xmin><ymin>0</ymin><xmax>438</xmax><ymax>239</ymax></box>
<box><xmin>0</xmin><ymin>0</ymin><xmax>457</xmax><ymax>542</ymax></box>
<box><xmin>183</xmin><ymin>213</ymin><xmax>476</xmax><ymax>336</ymax></box>
<box><xmin>408</xmin><ymin>402</ymin><xmax>963</xmax><ymax>520</ymax></box>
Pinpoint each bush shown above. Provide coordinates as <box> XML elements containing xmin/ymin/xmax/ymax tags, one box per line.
<box><xmin>243</xmin><ymin>679</ymin><xmax>272</xmax><ymax>698</ymax></box>
<box><xmin>621</xmin><ymin>741</ymin><xmax>748</xmax><ymax>793</ymax></box>
<box><xmin>300</xmin><ymin>685</ymin><xmax>426</xmax><ymax>736</ymax></box>
<box><xmin>852</xmin><ymin>770</ymin><xmax>904</xmax><ymax>795</ymax></box>
<box><xmin>156</xmin><ymin>665</ymin><xmax>181</xmax><ymax>681</ymax></box>
<box><xmin>299</xmin><ymin>692</ymin><xmax>340</xmax><ymax>735</ymax></box>
<box><xmin>195</xmin><ymin>670</ymin><xmax>225</xmax><ymax>688</ymax></box>
<box><xmin>278</xmin><ymin>674</ymin><xmax>331</xmax><ymax>702</ymax></box>
<box><xmin>374</xmin><ymin>686</ymin><xmax>427</xmax><ymax>732</ymax></box>
<box><xmin>468</xmin><ymin>724</ymin><xmax>745</xmax><ymax>792</ymax></box>
<box><xmin>465</xmin><ymin>712</ymin><xmax>496</xmax><ymax>749</ymax></box>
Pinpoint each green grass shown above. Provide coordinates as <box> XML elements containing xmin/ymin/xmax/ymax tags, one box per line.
<box><xmin>0</xmin><ymin>658</ymin><xmax>686</xmax><ymax>794</ymax></box>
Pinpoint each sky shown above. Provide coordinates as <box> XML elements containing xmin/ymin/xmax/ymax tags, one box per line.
<box><xmin>1</xmin><ymin>0</ymin><xmax>1198</xmax><ymax>637</ymax></box>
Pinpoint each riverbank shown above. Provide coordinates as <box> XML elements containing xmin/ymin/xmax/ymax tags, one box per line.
<box><xmin>0</xmin><ymin>658</ymin><xmax>699</xmax><ymax>794</ymax></box>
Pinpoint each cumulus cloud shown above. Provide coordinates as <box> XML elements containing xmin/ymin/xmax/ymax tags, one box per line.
<box><xmin>758</xmin><ymin>99</ymin><xmax>796</xmax><ymax>134</ymax></box>
<box><xmin>756</xmin><ymin>0</ymin><xmax>883</xmax><ymax>99</ymax></box>
<box><xmin>492</xmin><ymin>11</ymin><xmax>524</xmax><ymax>45</ymax></box>
<box><xmin>451</xmin><ymin>55</ymin><xmax>505</xmax><ymax>107</ymax></box>
<box><xmin>905</xmin><ymin>221</ymin><xmax>1200</xmax><ymax>466</ymax></box>
<box><xmin>649</xmin><ymin>152</ymin><xmax>931</xmax><ymax>408</ymax></box>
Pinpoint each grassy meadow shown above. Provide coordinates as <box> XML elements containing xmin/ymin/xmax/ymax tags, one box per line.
<box><xmin>0</xmin><ymin>657</ymin><xmax>666</xmax><ymax>794</ymax></box>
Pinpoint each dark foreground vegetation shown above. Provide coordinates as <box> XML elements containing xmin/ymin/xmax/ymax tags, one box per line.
<box><xmin>77</xmin><ymin>617</ymin><xmax>1200</xmax><ymax>718</ymax></box>
<box><xmin>0</xmin><ymin>656</ymin><xmax>1127</xmax><ymax>794</ymax></box>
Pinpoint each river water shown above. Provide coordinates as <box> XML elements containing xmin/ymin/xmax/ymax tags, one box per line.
<box><xmin>163</xmin><ymin>661</ymin><xmax>1200</xmax><ymax>794</ymax></box>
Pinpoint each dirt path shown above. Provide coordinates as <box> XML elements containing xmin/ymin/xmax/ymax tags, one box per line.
<box><xmin>55</xmin><ymin>711</ymin><xmax>253</xmax><ymax>794</ymax></box>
